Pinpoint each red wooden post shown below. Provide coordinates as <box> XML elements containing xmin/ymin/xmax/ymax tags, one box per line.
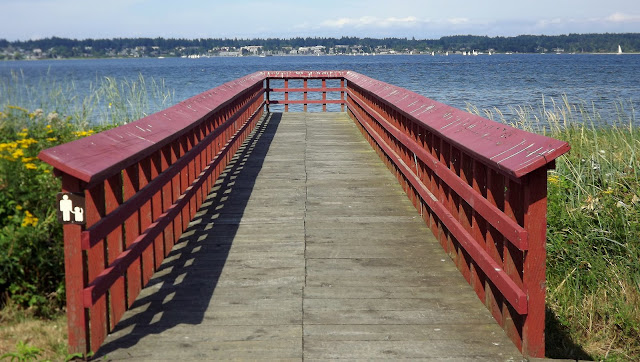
<box><xmin>138</xmin><ymin>159</ymin><xmax>154</xmax><ymax>285</ymax></box>
<box><xmin>265</xmin><ymin>78</ymin><xmax>270</xmax><ymax>112</ymax></box>
<box><xmin>85</xmin><ymin>184</ymin><xmax>107</xmax><ymax>353</ymax></box>
<box><xmin>340</xmin><ymin>79</ymin><xmax>345</xmax><ymax>112</ymax></box>
<box><xmin>105</xmin><ymin>174</ymin><xmax>125</xmax><ymax>330</ymax></box>
<box><xmin>522</xmin><ymin>167</ymin><xmax>548</xmax><ymax>357</ymax></box>
<box><xmin>123</xmin><ymin>165</ymin><xmax>142</xmax><ymax>307</ymax></box>
<box><xmin>284</xmin><ymin>79</ymin><xmax>289</xmax><ymax>112</ymax></box>
<box><xmin>322</xmin><ymin>78</ymin><xmax>327</xmax><ymax>112</ymax></box>
<box><xmin>61</xmin><ymin>174</ymin><xmax>88</xmax><ymax>355</ymax></box>
<box><xmin>151</xmin><ymin>152</ymin><xmax>164</xmax><ymax>269</ymax></box>
<box><xmin>161</xmin><ymin>146</ymin><xmax>174</xmax><ymax>254</ymax></box>
<box><xmin>303</xmin><ymin>79</ymin><xmax>308</xmax><ymax>112</ymax></box>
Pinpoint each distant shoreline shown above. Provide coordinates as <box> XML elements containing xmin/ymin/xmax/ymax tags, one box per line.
<box><xmin>2</xmin><ymin>33</ymin><xmax>638</xmax><ymax>61</ymax></box>
<box><xmin>2</xmin><ymin>52</ymin><xmax>640</xmax><ymax>62</ymax></box>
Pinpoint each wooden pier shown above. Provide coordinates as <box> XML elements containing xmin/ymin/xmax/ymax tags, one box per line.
<box><xmin>93</xmin><ymin>112</ymin><xmax>523</xmax><ymax>360</ymax></box>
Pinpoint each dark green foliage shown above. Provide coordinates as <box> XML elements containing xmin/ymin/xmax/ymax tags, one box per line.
<box><xmin>1</xmin><ymin>33</ymin><xmax>639</xmax><ymax>58</ymax></box>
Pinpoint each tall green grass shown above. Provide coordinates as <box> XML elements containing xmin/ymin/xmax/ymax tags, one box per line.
<box><xmin>469</xmin><ymin>96</ymin><xmax>640</xmax><ymax>361</ymax></box>
<box><xmin>0</xmin><ymin>69</ymin><xmax>174</xmax><ymax>127</ymax></box>
<box><xmin>0</xmin><ymin>73</ymin><xmax>174</xmax><ymax>317</ymax></box>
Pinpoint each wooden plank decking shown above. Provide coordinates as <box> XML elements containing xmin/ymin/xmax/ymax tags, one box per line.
<box><xmin>94</xmin><ymin>112</ymin><xmax>524</xmax><ymax>361</ymax></box>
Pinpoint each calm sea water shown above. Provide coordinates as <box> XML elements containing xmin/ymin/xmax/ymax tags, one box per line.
<box><xmin>1</xmin><ymin>54</ymin><xmax>638</xmax><ymax>123</ymax></box>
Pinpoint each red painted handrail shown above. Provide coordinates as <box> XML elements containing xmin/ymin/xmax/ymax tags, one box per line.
<box><xmin>344</xmin><ymin>71</ymin><xmax>569</xmax><ymax>357</ymax></box>
<box><xmin>39</xmin><ymin>72</ymin><xmax>266</xmax><ymax>355</ymax></box>
<box><xmin>39</xmin><ymin>70</ymin><xmax>568</xmax><ymax>358</ymax></box>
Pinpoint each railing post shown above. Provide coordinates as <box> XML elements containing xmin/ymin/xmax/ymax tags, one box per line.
<box><xmin>322</xmin><ymin>78</ymin><xmax>327</xmax><ymax>112</ymax></box>
<box><xmin>284</xmin><ymin>78</ymin><xmax>289</xmax><ymax>112</ymax></box>
<box><xmin>522</xmin><ymin>167</ymin><xmax>548</xmax><ymax>357</ymax></box>
<box><xmin>340</xmin><ymin>79</ymin><xmax>345</xmax><ymax>112</ymax></box>
<box><xmin>86</xmin><ymin>183</ymin><xmax>107</xmax><ymax>353</ymax></box>
<box><xmin>303</xmin><ymin>79</ymin><xmax>308</xmax><ymax>112</ymax></box>
<box><xmin>61</xmin><ymin>174</ymin><xmax>88</xmax><ymax>355</ymax></box>
<box><xmin>265</xmin><ymin>78</ymin><xmax>270</xmax><ymax>112</ymax></box>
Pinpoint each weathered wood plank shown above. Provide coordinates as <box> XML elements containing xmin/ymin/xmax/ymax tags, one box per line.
<box><xmin>94</xmin><ymin>112</ymin><xmax>523</xmax><ymax>361</ymax></box>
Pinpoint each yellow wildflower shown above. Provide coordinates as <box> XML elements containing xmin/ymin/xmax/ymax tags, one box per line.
<box><xmin>25</xmin><ymin>163</ymin><xmax>37</xmax><ymax>170</ymax></box>
<box><xmin>11</xmin><ymin>149</ymin><xmax>24</xmax><ymax>158</ymax></box>
<box><xmin>16</xmin><ymin>138</ymin><xmax>37</xmax><ymax>147</ymax></box>
<box><xmin>16</xmin><ymin>205</ymin><xmax>23</xmax><ymax>210</ymax></box>
<box><xmin>47</xmin><ymin>137</ymin><xmax>57</xmax><ymax>142</ymax></box>
<box><xmin>72</xmin><ymin>130</ymin><xmax>95</xmax><ymax>137</ymax></box>
<box><xmin>547</xmin><ymin>175</ymin><xmax>560</xmax><ymax>184</ymax></box>
<box><xmin>21</xmin><ymin>157</ymin><xmax>36</xmax><ymax>163</ymax></box>
<box><xmin>17</xmin><ymin>132</ymin><xmax>28</xmax><ymax>138</ymax></box>
<box><xmin>603</xmin><ymin>188</ymin><xmax>614</xmax><ymax>195</ymax></box>
<box><xmin>21</xmin><ymin>210</ymin><xmax>38</xmax><ymax>227</ymax></box>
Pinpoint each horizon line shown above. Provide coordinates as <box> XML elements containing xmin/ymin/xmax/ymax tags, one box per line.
<box><xmin>3</xmin><ymin>32</ymin><xmax>640</xmax><ymax>42</ymax></box>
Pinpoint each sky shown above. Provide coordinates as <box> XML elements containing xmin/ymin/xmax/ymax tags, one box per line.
<box><xmin>0</xmin><ymin>0</ymin><xmax>639</xmax><ymax>41</ymax></box>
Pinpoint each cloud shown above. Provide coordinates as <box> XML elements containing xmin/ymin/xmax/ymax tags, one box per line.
<box><xmin>604</xmin><ymin>12</ymin><xmax>640</xmax><ymax>23</ymax></box>
<box><xmin>321</xmin><ymin>16</ymin><xmax>420</xmax><ymax>29</ymax></box>
<box><xmin>447</xmin><ymin>18</ymin><xmax>470</xmax><ymax>25</ymax></box>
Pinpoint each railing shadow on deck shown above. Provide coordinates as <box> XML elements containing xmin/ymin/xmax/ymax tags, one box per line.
<box><xmin>92</xmin><ymin>113</ymin><xmax>283</xmax><ymax>358</ymax></box>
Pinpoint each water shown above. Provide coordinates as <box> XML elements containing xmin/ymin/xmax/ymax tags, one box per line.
<box><xmin>1</xmin><ymin>54</ymin><xmax>638</xmax><ymax>123</ymax></box>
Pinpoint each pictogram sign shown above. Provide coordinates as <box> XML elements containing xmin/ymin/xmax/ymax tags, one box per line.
<box><xmin>56</xmin><ymin>192</ymin><xmax>86</xmax><ymax>225</ymax></box>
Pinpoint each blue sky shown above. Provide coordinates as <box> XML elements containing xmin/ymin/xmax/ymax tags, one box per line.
<box><xmin>1</xmin><ymin>0</ymin><xmax>639</xmax><ymax>40</ymax></box>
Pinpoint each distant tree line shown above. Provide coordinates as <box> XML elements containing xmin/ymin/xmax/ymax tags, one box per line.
<box><xmin>1</xmin><ymin>33</ymin><xmax>638</xmax><ymax>58</ymax></box>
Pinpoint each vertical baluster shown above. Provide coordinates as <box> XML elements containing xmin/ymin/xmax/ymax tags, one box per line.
<box><xmin>187</xmin><ymin>131</ymin><xmax>197</xmax><ymax>222</ymax></box>
<box><xmin>284</xmin><ymin>79</ymin><xmax>289</xmax><ymax>112</ymax></box>
<box><xmin>105</xmin><ymin>173</ymin><xmax>125</xmax><ymax>331</ymax></box>
<box><xmin>303</xmin><ymin>79</ymin><xmax>308</xmax><ymax>112</ymax></box>
<box><xmin>503</xmin><ymin>177</ymin><xmax>525</xmax><ymax>352</ymax></box>
<box><xmin>138</xmin><ymin>158</ymin><xmax>154</xmax><ymax>285</ymax></box>
<box><xmin>322</xmin><ymin>78</ymin><xmax>327</xmax><ymax>112</ymax></box>
<box><xmin>486</xmin><ymin>169</ymin><xmax>506</xmax><ymax>326</ymax></box>
<box><xmin>85</xmin><ymin>183</ymin><xmax>107</xmax><ymax>353</ymax></box>
<box><xmin>161</xmin><ymin>146</ymin><xmax>174</xmax><ymax>254</ymax></box>
<box><xmin>470</xmin><ymin>161</ymin><xmax>488</xmax><ymax>301</ymax></box>
<box><xmin>170</xmin><ymin>142</ymin><xmax>183</xmax><ymax>242</ymax></box>
<box><xmin>123</xmin><ymin>165</ymin><xmax>141</xmax><ymax>307</ymax></box>
<box><xmin>340</xmin><ymin>79</ymin><xmax>345</xmax><ymax>112</ymax></box>
<box><xmin>150</xmin><ymin>152</ymin><xmax>164</xmax><ymax>269</ymax></box>
<box><xmin>179</xmin><ymin>135</ymin><xmax>190</xmax><ymax>232</ymax></box>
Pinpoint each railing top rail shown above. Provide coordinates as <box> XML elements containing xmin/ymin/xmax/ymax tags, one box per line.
<box><xmin>263</xmin><ymin>70</ymin><xmax>348</xmax><ymax>79</ymax></box>
<box><xmin>344</xmin><ymin>71</ymin><xmax>570</xmax><ymax>179</ymax></box>
<box><xmin>38</xmin><ymin>72</ymin><xmax>265</xmax><ymax>185</ymax></box>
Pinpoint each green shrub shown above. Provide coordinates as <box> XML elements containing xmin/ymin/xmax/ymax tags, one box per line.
<box><xmin>0</xmin><ymin>106</ymin><xmax>82</xmax><ymax>316</ymax></box>
<box><xmin>0</xmin><ymin>73</ymin><xmax>173</xmax><ymax>317</ymax></box>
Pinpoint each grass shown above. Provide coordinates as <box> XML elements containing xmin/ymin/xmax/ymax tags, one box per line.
<box><xmin>469</xmin><ymin>95</ymin><xmax>640</xmax><ymax>361</ymax></box>
<box><xmin>1</xmin><ymin>69</ymin><xmax>174</xmax><ymax>127</ymax></box>
<box><xmin>0</xmin><ymin>301</ymin><xmax>67</xmax><ymax>361</ymax></box>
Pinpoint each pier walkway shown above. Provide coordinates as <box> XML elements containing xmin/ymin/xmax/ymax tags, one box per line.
<box><xmin>93</xmin><ymin>112</ymin><xmax>523</xmax><ymax>360</ymax></box>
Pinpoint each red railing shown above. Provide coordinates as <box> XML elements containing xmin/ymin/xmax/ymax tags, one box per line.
<box><xmin>344</xmin><ymin>71</ymin><xmax>570</xmax><ymax>357</ymax></box>
<box><xmin>39</xmin><ymin>71</ymin><xmax>568</xmax><ymax>358</ymax></box>
<box><xmin>264</xmin><ymin>70</ymin><xmax>346</xmax><ymax>112</ymax></box>
<box><xmin>38</xmin><ymin>72</ymin><xmax>266</xmax><ymax>355</ymax></box>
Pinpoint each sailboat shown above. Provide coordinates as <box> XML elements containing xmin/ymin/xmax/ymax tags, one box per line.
<box><xmin>618</xmin><ymin>45</ymin><xmax>622</xmax><ymax>54</ymax></box>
